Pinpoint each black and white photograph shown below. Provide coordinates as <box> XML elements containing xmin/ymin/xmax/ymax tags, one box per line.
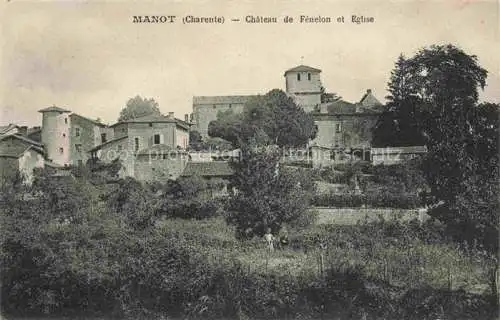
<box><xmin>0</xmin><ymin>0</ymin><xmax>499</xmax><ymax>319</ymax></box>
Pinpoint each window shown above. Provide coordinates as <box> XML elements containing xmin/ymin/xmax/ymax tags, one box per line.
<box><xmin>154</xmin><ymin>134</ymin><xmax>160</xmax><ymax>145</ymax></box>
<box><xmin>229</xmin><ymin>104</ymin><xmax>232</xmax><ymax>109</ymax></box>
<box><xmin>75</xmin><ymin>144</ymin><xmax>82</xmax><ymax>152</ymax></box>
<box><xmin>64</xmin><ymin>118</ymin><xmax>68</xmax><ymax>124</ymax></box>
<box><xmin>297</xmin><ymin>73</ymin><xmax>301</xmax><ymax>81</ymax></box>
<box><xmin>149</xmin><ymin>123</ymin><xmax>153</xmax><ymax>127</ymax></box>
<box><xmin>308</xmin><ymin>73</ymin><xmax>311</xmax><ymax>81</ymax></box>
<box><xmin>117</xmin><ymin>145</ymin><xmax>122</xmax><ymax>152</ymax></box>
<box><xmin>135</xmin><ymin>137</ymin><xmax>140</xmax><ymax>151</ymax></box>
<box><xmin>59</xmin><ymin>147</ymin><xmax>64</xmax><ymax>154</ymax></box>
<box><xmin>62</xmin><ymin>133</ymin><xmax>66</xmax><ymax>137</ymax></box>
<box><xmin>101</xmin><ymin>133</ymin><xmax>107</xmax><ymax>143</ymax></box>
<box><xmin>213</xmin><ymin>105</ymin><xmax>217</xmax><ymax>109</ymax></box>
<box><xmin>75</xmin><ymin>127</ymin><xmax>80</xmax><ymax>137</ymax></box>
<box><xmin>335</xmin><ymin>123</ymin><xmax>342</xmax><ymax>133</ymax></box>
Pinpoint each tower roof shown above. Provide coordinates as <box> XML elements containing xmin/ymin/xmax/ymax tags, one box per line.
<box><xmin>38</xmin><ymin>106</ymin><xmax>71</xmax><ymax>113</ymax></box>
<box><xmin>284</xmin><ymin>65</ymin><xmax>322</xmax><ymax>76</ymax></box>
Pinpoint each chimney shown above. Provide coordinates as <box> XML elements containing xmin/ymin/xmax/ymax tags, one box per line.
<box><xmin>18</xmin><ymin>126</ymin><xmax>28</xmax><ymax>136</ymax></box>
<box><xmin>320</xmin><ymin>104</ymin><xmax>328</xmax><ymax>114</ymax></box>
<box><xmin>367</xmin><ymin>89</ymin><xmax>372</xmax><ymax>94</ymax></box>
<box><xmin>168</xmin><ymin>112</ymin><xmax>174</xmax><ymax>118</ymax></box>
<box><xmin>184</xmin><ymin>114</ymin><xmax>189</xmax><ymax>122</ymax></box>
<box><xmin>190</xmin><ymin>113</ymin><xmax>194</xmax><ymax>122</ymax></box>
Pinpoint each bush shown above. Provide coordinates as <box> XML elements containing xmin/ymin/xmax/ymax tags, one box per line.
<box><xmin>165</xmin><ymin>198</ymin><xmax>220</xmax><ymax>220</ymax></box>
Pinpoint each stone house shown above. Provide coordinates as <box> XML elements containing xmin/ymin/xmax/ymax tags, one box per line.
<box><xmin>0</xmin><ymin>134</ymin><xmax>45</xmax><ymax>184</ymax></box>
<box><xmin>38</xmin><ymin>106</ymin><xmax>109</xmax><ymax>167</ymax></box>
<box><xmin>89</xmin><ymin>113</ymin><xmax>190</xmax><ymax>178</ymax></box>
<box><xmin>311</xmin><ymin>90</ymin><xmax>383</xmax><ymax>149</ymax></box>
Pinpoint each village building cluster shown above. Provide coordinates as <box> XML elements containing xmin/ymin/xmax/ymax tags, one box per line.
<box><xmin>0</xmin><ymin>65</ymin><xmax>426</xmax><ymax>184</ymax></box>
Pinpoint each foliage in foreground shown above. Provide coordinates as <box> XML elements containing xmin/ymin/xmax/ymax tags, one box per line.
<box><xmin>226</xmin><ymin>145</ymin><xmax>316</xmax><ymax>239</ymax></box>
<box><xmin>372</xmin><ymin>44</ymin><xmax>499</xmax><ymax>255</ymax></box>
<box><xmin>2</xmin><ymin>203</ymin><xmax>498</xmax><ymax>320</ymax></box>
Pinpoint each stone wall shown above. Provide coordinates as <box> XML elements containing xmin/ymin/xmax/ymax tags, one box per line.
<box><xmin>134</xmin><ymin>152</ymin><xmax>189</xmax><ymax>182</ymax></box>
<box><xmin>313</xmin><ymin>207</ymin><xmax>430</xmax><ymax>225</ymax></box>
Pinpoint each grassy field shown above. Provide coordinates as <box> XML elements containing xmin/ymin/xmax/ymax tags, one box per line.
<box><xmin>4</xmin><ymin>214</ymin><xmax>496</xmax><ymax>320</ymax></box>
<box><xmin>156</xmin><ymin>216</ymin><xmax>492</xmax><ymax>295</ymax></box>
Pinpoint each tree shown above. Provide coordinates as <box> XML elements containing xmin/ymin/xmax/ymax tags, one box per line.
<box><xmin>372</xmin><ymin>54</ymin><xmax>427</xmax><ymax>147</ymax></box>
<box><xmin>383</xmin><ymin>45</ymin><xmax>497</xmax><ymax>253</ymax></box>
<box><xmin>102</xmin><ymin>177</ymin><xmax>158</xmax><ymax>229</ymax></box>
<box><xmin>225</xmin><ymin>144</ymin><xmax>316</xmax><ymax>239</ymax></box>
<box><xmin>320</xmin><ymin>86</ymin><xmax>342</xmax><ymax>103</ymax></box>
<box><xmin>188</xmin><ymin>130</ymin><xmax>204</xmax><ymax>151</ymax></box>
<box><xmin>208</xmin><ymin>89</ymin><xmax>317</xmax><ymax>149</ymax></box>
<box><xmin>118</xmin><ymin>95</ymin><xmax>162</xmax><ymax>122</ymax></box>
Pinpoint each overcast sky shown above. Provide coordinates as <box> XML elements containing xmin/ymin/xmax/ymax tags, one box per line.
<box><xmin>1</xmin><ymin>0</ymin><xmax>498</xmax><ymax>126</ymax></box>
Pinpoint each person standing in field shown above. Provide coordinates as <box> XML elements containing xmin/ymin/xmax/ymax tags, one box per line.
<box><xmin>264</xmin><ymin>228</ymin><xmax>275</xmax><ymax>253</ymax></box>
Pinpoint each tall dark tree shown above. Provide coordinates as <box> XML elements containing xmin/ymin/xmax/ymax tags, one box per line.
<box><xmin>372</xmin><ymin>54</ymin><xmax>427</xmax><ymax>147</ymax></box>
<box><xmin>208</xmin><ymin>109</ymin><xmax>248</xmax><ymax>147</ymax></box>
<box><xmin>118</xmin><ymin>95</ymin><xmax>161</xmax><ymax>122</ymax></box>
<box><xmin>394</xmin><ymin>45</ymin><xmax>496</xmax><ymax>251</ymax></box>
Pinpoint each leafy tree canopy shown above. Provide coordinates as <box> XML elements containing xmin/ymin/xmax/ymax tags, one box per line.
<box><xmin>208</xmin><ymin>89</ymin><xmax>317</xmax><ymax>149</ymax></box>
<box><xmin>118</xmin><ymin>95</ymin><xmax>162</xmax><ymax>122</ymax></box>
<box><xmin>379</xmin><ymin>44</ymin><xmax>497</xmax><ymax>253</ymax></box>
<box><xmin>226</xmin><ymin>144</ymin><xmax>316</xmax><ymax>238</ymax></box>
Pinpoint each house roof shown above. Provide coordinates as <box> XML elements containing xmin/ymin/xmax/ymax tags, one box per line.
<box><xmin>284</xmin><ymin>65</ymin><xmax>322</xmax><ymax>75</ymax></box>
<box><xmin>111</xmin><ymin>114</ymin><xmax>190</xmax><ymax>130</ymax></box>
<box><xmin>193</xmin><ymin>95</ymin><xmax>257</xmax><ymax>105</ymax></box>
<box><xmin>0</xmin><ymin>133</ymin><xmax>43</xmax><ymax>147</ymax></box>
<box><xmin>88</xmin><ymin>135</ymin><xmax>128</xmax><ymax>152</ymax></box>
<box><xmin>70</xmin><ymin>113</ymin><xmax>108</xmax><ymax>127</ymax></box>
<box><xmin>27</xmin><ymin>129</ymin><xmax>42</xmax><ymax>143</ymax></box>
<box><xmin>0</xmin><ymin>134</ymin><xmax>44</xmax><ymax>158</ymax></box>
<box><xmin>326</xmin><ymin>100</ymin><xmax>357</xmax><ymax>114</ymax></box>
<box><xmin>38</xmin><ymin>106</ymin><xmax>71</xmax><ymax>113</ymax></box>
<box><xmin>359</xmin><ymin>89</ymin><xmax>383</xmax><ymax>108</ymax></box>
<box><xmin>181</xmin><ymin>161</ymin><xmax>234</xmax><ymax>177</ymax></box>
<box><xmin>0</xmin><ymin>124</ymin><xmax>20</xmax><ymax>135</ymax></box>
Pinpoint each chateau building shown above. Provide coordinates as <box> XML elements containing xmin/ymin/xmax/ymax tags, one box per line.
<box><xmin>191</xmin><ymin>65</ymin><xmax>384</xmax><ymax>153</ymax></box>
<box><xmin>192</xmin><ymin>95</ymin><xmax>255</xmax><ymax>137</ymax></box>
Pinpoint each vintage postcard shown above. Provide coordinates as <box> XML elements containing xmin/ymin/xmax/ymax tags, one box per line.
<box><xmin>0</xmin><ymin>0</ymin><xmax>498</xmax><ymax>319</ymax></box>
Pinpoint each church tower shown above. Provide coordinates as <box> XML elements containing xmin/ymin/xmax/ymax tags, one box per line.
<box><xmin>284</xmin><ymin>65</ymin><xmax>322</xmax><ymax>112</ymax></box>
<box><xmin>39</xmin><ymin>106</ymin><xmax>71</xmax><ymax>166</ymax></box>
